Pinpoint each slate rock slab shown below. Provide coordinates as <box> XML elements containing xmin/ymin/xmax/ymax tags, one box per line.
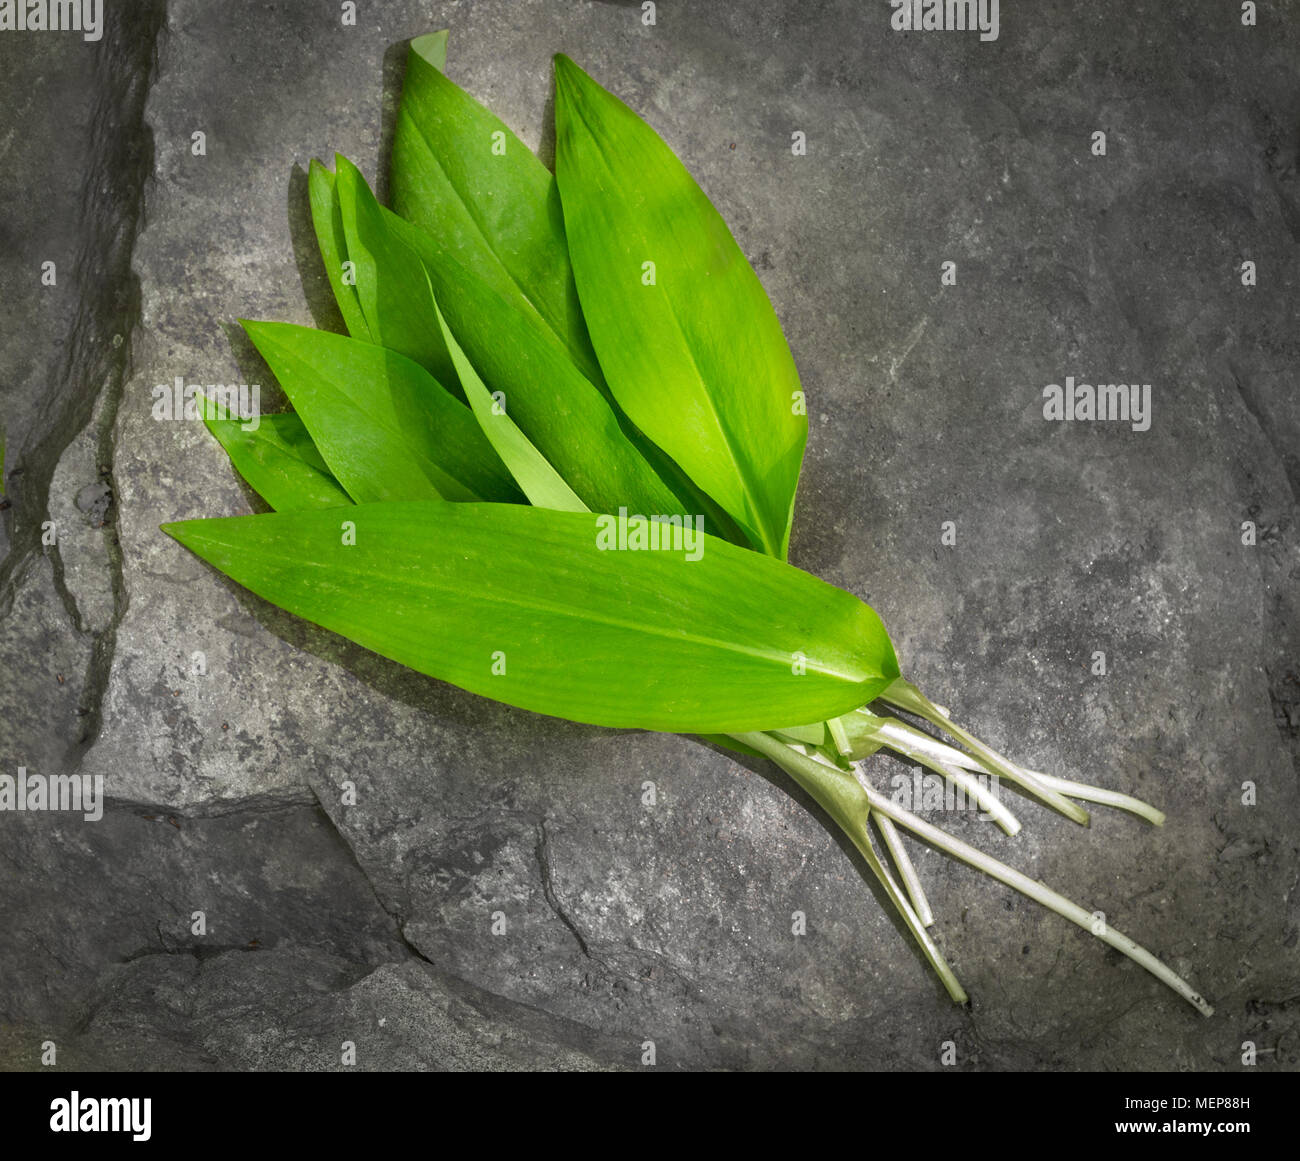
<box><xmin>1</xmin><ymin>0</ymin><xmax>1297</xmax><ymax>1071</ymax></box>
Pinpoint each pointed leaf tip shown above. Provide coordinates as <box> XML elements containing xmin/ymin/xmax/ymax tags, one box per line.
<box><xmin>410</xmin><ymin>30</ymin><xmax>449</xmax><ymax>71</ymax></box>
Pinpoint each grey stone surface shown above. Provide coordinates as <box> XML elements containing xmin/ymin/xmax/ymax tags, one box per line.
<box><xmin>0</xmin><ymin>15</ymin><xmax>130</xmax><ymax>779</ymax></box>
<box><xmin>1</xmin><ymin>0</ymin><xmax>1298</xmax><ymax>1070</ymax></box>
<box><xmin>7</xmin><ymin>950</ymin><xmax>617</xmax><ymax>1071</ymax></box>
<box><xmin>0</xmin><ymin>799</ymin><xmax>408</xmax><ymax>1029</ymax></box>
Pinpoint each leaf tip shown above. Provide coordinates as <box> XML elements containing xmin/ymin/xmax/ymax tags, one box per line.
<box><xmin>410</xmin><ymin>30</ymin><xmax>449</xmax><ymax>72</ymax></box>
<box><xmin>552</xmin><ymin>52</ymin><xmax>580</xmax><ymax>84</ymax></box>
<box><xmin>159</xmin><ymin>519</ymin><xmax>191</xmax><ymax>545</ymax></box>
<box><xmin>333</xmin><ymin>151</ymin><xmax>363</xmax><ymax>182</ymax></box>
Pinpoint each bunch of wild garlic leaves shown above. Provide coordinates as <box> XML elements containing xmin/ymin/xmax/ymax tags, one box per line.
<box><xmin>166</xmin><ymin>33</ymin><xmax>1211</xmax><ymax>1016</ymax></box>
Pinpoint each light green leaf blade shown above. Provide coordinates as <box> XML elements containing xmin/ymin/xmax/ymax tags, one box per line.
<box><xmin>430</xmin><ymin>292</ymin><xmax>586</xmax><ymax>513</ymax></box>
<box><xmin>308</xmin><ymin>159</ymin><xmax>371</xmax><ymax>341</ymax></box>
<box><xmin>202</xmin><ymin>404</ymin><xmax>353</xmax><ymax>512</ymax></box>
<box><xmin>553</xmin><ymin>54</ymin><xmax>808</xmax><ymax>559</ymax></box>
<box><xmin>838</xmin><ymin>710</ymin><xmax>888</xmax><ymax>759</ymax></box>
<box><xmin>391</xmin><ymin>32</ymin><xmax>602</xmax><ymax>383</ymax></box>
<box><xmin>383</xmin><ymin>207</ymin><xmax>687</xmax><ymax>519</ymax></box>
<box><xmin>411</xmin><ymin>28</ymin><xmax>447</xmax><ymax>71</ymax></box>
<box><xmin>333</xmin><ymin>154</ymin><xmax>460</xmax><ymax>392</ymax></box>
<box><xmin>241</xmin><ymin>321</ymin><xmax>522</xmax><ymax>505</ymax></box>
<box><xmin>773</xmin><ymin>722</ymin><xmax>828</xmax><ymax>747</ymax></box>
<box><xmin>163</xmin><ymin>501</ymin><xmax>898</xmax><ymax>733</ymax></box>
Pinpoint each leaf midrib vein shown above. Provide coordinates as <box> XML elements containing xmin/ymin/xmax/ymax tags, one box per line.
<box><xmin>214</xmin><ymin>542</ymin><xmax>866</xmax><ymax>684</ymax></box>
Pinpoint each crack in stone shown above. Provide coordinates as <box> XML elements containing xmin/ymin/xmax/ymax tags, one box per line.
<box><xmin>0</xmin><ymin>3</ymin><xmax>165</xmax><ymax>765</ymax></box>
<box><xmin>297</xmin><ymin>781</ymin><xmax>437</xmax><ymax>971</ymax></box>
<box><xmin>70</xmin><ymin>0</ymin><xmax>166</xmax><ymax>755</ymax></box>
<box><xmin>1228</xmin><ymin>362</ymin><xmax>1300</xmax><ymax>506</ymax></box>
<box><xmin>535</xmin><ymin>819</ymin><xmax>591</xmax><ymax>959</ymax></box>
<box><xmin>46</xmin><ymin>540</ymin><xmax>88</xmax><ymax>636</ymax></box>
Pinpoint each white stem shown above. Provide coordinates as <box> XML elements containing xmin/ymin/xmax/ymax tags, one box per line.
<box><xmin>1026</xmin><ymin>771</ymin><xmax>1166</xmax><ymax>827</ymax></box>
<box><xmin>869</xmin><ymin>718</ymin><xmax>1022</xmax><ymax>835</ymax></box>
<box><xmin>873</xmin><ymin>811</ymin><xmax>934</xmax><ymax>927</ymax></box>
<box><xmin>881</xmin><ymin>682</ymin><xmax>1091</xmax><ymax>826</ymax></box>
<box><xmin>747</xmin><ymin>734</ymin><xmax>1213</xmax><ymax>1017</ymax></box>
<box><xmin>855</xmin><ymin>814</ymin><xmax>966</xmax><ymax>1001</ymax></box>
<box><xmin>863</xmin><ymin>711</ymin><xmax>1165</xmax><ymax>826</ymax></box>
<box><xmin>866</xmin><ymin>787</ymin><xmax>1212</xmax><ymax>1016</ymax></box>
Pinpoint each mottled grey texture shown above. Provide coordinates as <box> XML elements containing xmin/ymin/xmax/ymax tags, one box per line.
<box><xmin>1</xmin><ymin>0</ymin><xmax>1297</xmax><ymax>1071</ymax></box>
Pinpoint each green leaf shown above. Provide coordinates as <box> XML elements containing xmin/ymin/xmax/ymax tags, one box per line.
<box><xmin>391</xmin><ymin>32</ymin><xmax>601</xmax><ymax>383</ymax></box>
<box><xmin>333</xmin><ymin>154</ymin><xmax>460</xmax><ymax>393</ymax></box>
<box><xmin>163</xmin><ymin>501</ymin><xmax>898</xmax><ymax>733</ymax></box>
<box><xmin>383</xmin><ymin>207</ymin><xmax>688</xmax><ymax>519</ymax></box>
<box><xmin>772</xmin><ymin>722</ymin><xmax>828</xmax><ymax>747</ymax></box>
<box><xmin>430</xmin><ymin>291</ymin><xmax>586</xmax><ymax>513</ymax></box>
<box><xmin>308</xmin><ymin>159</ymin><xmax>371</xmax><ymax>342</ymax></box>
<box><xmin>553</xmin><ymin>55</ymin><xmax>808</xmax><ymax>559</ymax></box>
<box><xmin>240</xmin><ymin>320</ymin><xmax>523</xmax><ymax>505</ymax></box>
<box><xmin>202</xmin><ymin>405</ymin><xmax>353</xmax><ymax>512</ymax></box>
<box><xmin>410</xmin><ymin>28</ymin><xmax>447</xmax><ymax>70</ymax></box>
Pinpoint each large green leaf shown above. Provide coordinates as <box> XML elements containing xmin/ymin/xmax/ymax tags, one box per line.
<box><xmin>333</xmin><ymin>154</ymin><xmax>460</xmax><ymax>393</ymax></box>
<box><xmin>553</xmin><ymin>55</ymin><xmax>807</xmax><ymax>559</ymax></box>
<box><xmin>202</xmin><ymin>405</ymin><xmax>352</xmax><ymax>512</ymax></box>
<box><xmin>241</xmin><ymin>321</ymin><xmax>522</xmax><ymax>505</ymax></box>
<box><xmin>164</xmin><ymin>501</ymin><xmax>897</xmax><ymax>733</ymax></box>
<box><xmin>391</xmin><ymin>32</ymin><xmax>600</xmax><ymax>382</ymax></box>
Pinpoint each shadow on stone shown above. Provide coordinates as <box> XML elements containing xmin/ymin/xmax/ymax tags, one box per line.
<box><xmin>700</xmin><ymin>737</ymin><xmax>973</xmax><ymax>1008</ymax></box>
<box><xmin>286</xmin><ymin>164</ymin><xmax>349</xmax><ymax>338</ymax></box>
<box><xmin>537</xmin><ymin>84</ymin><xmax>557</xmax><ymax>171</ymax></box>
<box><xmin>376</xmin><ymin>38</ymin><xmax>411</xmax><ymax>206</ymax></box>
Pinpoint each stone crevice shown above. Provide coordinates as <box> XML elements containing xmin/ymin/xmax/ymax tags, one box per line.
<box><xmin>535</xmin><ymin>818</ymin><xmax>592</xmax><ymax>959</ymax></box>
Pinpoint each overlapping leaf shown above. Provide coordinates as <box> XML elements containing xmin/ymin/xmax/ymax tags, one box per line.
<box><xmin>381</xmin><ymin>205</ymin><xmax>690</xmax><ymax>518</ymax></box>
<box><xmin>164</xmin><ymin>502</ymin><xmax>898</xmax><ymax>733</ymax></box>
<box><xmin>333</xmin><ymin>154</ymin><xmax>460</xmax><ymax>392</ymax></box>
<box><xmin>307</xmin><ymin>160</ymin><xmax>371</xmax><ymax>342</ymax></box>
<box><xmin>392</xmin><ymin>32</ymin><xmax>601</xmax><ymax>382</ymax></box>
<box><xmin>201</xmin><ymin>403</ymin><xmax>352</xmax><ymax>512</ymax></box>
<box><xmin>553</xmin><ymin>55</ymin><xmax>807</xmax><ymax>559</ymax></box>
<box><xmin>430</xmin><ymin>291</ymin><xmax>586</xmax><ymax>513</ymax></box>
<box><xmin>241</xmin><ymin>320</ymin><xmax>522</xmax><ymax>505</ymax></box>
<box><xmin>302</xmin><ymin>148</ymin><xmax>698</xmax><ymax>521</ymax></box>
<box><xmin>385</xmin><ymin>45</ymin><xmax>754</xmax><ymax>539</ymax></box>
